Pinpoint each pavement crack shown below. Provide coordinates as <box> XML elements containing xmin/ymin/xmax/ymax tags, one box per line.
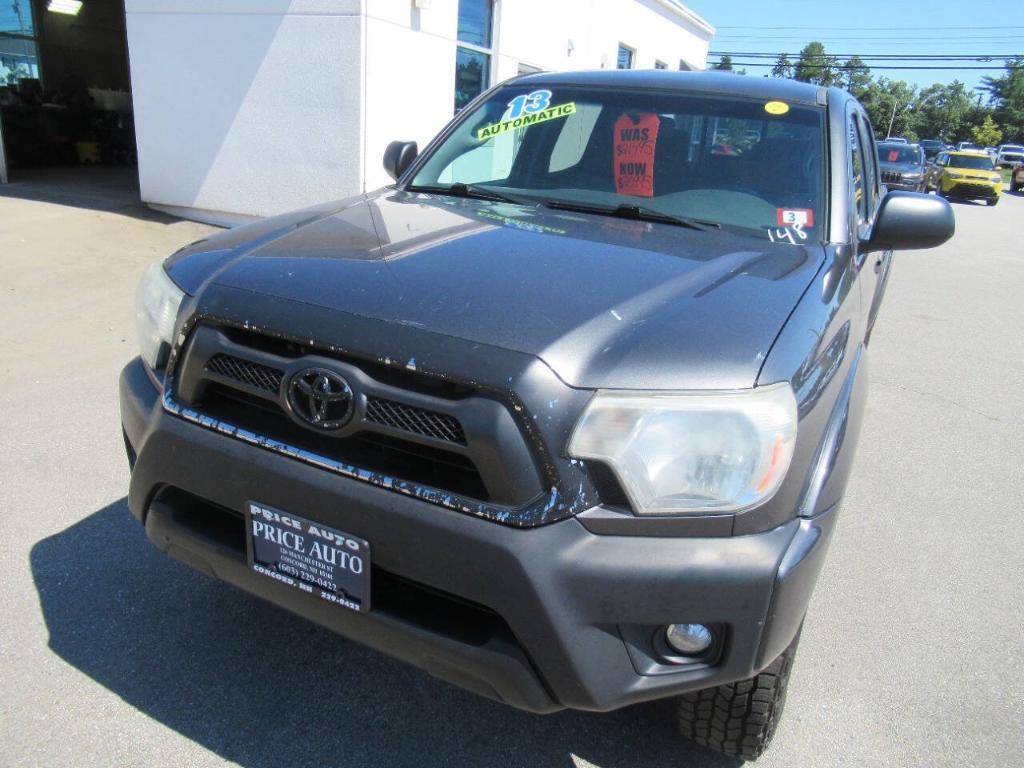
<box><xmin>876</xmin><ymin>381</ymin><xmax>1003</xmax><ymax>423</ymax></box>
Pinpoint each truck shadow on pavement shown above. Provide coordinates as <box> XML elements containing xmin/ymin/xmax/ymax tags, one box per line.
<box><xmin>30</xmin><ymin>500</ymin><xmax>738</xmax><ymax>768</ymax></box>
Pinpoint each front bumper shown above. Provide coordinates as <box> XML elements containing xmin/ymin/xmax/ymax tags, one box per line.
<box><xmin>120</xmin><ymin>357</ymin><xmax>837</xmax><ymax>713</ymax></box>
<box><xmin>941</xmin><ymin>179</ymin><xmax>1001</xmax><ymax>200</ymax></box>
<box><xmin>886</xmin><ymin>179</ymin><xmax>923</xmax><ymax>192</ymax></box>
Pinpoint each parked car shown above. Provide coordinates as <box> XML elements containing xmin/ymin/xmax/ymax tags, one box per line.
<box><xmin>996</xmin><ymin>144</ymin><xmax>1024</xmax><ymax>167</ymax></box>
<box><xmin>918</xmin><ymin>138</ymin><xmax>946</xmax><ymax>160</ymax></box>
<box><xmin>928</xmin><ymin>150</ymin><xmax>1003</xmax><ymax>205</ymax></box>
<box><xmin>877</xmin><ymin>141</ymin><xmax>926</xmax><ymax>191</ymax></box>
<box><xmin>1011</xmin><ymin>161</ymin><xmax>1024</xmax><ymax>192</ymax></box>
<box><xmin>956</xmin><ymin>141</ymin><xmax>980</xmax><ymax>152</ymax></box>
<box><xmin>120</xmin><ymin>71</ymin><xmax>954</xmax><ymax>762</ymax></box>
<box><xmin>884</xmin><ymin>136</ymin><xmax>908</xmax><ymax>144</ymax></box>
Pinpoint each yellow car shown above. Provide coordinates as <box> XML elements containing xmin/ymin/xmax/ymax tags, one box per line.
<box><xmin>928</xmin><ymin>150</ymin><xmax>1003</xmax><ymax>206</ymax></box>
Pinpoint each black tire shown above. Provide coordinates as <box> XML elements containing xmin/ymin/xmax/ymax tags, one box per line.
<box><xmin>676</xmin><ymin>631</ymin><xmax>801</xmax><ymax>762</ymax></box>
<box><xmin>986</xmin><ymin>198</ymin><xmax>998</xmax><ymax>206</ymax></box>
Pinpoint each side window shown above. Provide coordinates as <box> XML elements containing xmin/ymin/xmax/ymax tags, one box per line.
<box><xmin>438</xmin><ymin>129</ymin><xmax>519</xmax><ymax>184</ymax></box>
<box><xmin>854</xmin><ymin>113</ymin><xmax>878</xmax><ymax>218</ymax></box>
<box><xmin>548</xmin><ymin>103</ymin><xmax>602</xmax><ymax>173</ymax></box>
<box><xmin>937</xmin><ymin>153</ymin><xmax>948</xmax><ymax>167</ymax></box>
<box><xmin>848</xmin><ymin>113</ymin><xmax>867</xmax><ymax>225</ymax></box>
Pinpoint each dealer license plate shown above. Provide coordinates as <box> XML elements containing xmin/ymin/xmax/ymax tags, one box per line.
<box><xmin>245</xmin><ymin>501</ymin><xmax>370</xmax><ymax>613</ymax></box>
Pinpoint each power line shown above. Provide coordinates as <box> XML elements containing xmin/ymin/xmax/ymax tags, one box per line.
<box><xmin>719</xmin><ymin>62</ymin><xmax>1010</xmax><ymax>70</ymax></box>
<box><xmin>716</xmin><ymin>25</ymin><xmax>1024</xmax><ymax>30</ymax></box>
<box><xmin>709</xmin><ymin>53</ymin><xmax>1021</xmax><ymax>60</ymax></box>
<box><xmin>715</xmin><ymin>35</ymin><xmax>1023</xmax><ymax>41</ymax></box>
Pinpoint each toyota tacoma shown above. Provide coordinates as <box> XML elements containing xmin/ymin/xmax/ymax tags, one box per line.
<box><xmin>120</xmin><ymin>71</ymin><xmax>954</xmax><ymax>761</ymax></box>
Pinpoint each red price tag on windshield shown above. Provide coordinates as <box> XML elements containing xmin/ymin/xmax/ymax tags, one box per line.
<box><xmin>614</xmin><ymin>113</ymin><xmax>660</xmax><ymax>197</ymax></box>
<box><xmin>888</xmin><ymin>150</ymin><xmax>899</xmax><ymax>162</ymax></box>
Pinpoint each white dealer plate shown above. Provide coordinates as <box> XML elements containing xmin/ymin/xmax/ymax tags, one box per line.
<box><xmin>245</xmin><ymin>501</ymin><xmax>370</xmax><ymax>613</ymax></box>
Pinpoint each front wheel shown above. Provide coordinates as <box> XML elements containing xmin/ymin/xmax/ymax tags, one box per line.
<box><xmin>986</xmin><ymin>198</ymin><xmax>999</xmax><ymax>206</ymax></box>
<box><xmin>676</xmin><ymin>630</ymin><xmax>801</xmax><ymax>762</ymax></box>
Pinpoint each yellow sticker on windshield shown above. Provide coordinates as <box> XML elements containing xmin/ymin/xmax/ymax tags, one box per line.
<box><xmin>477</xmin><ymin>102</ymin><xmax>577</xmax><ymax>140</ymax></box>
<box><xmin>764</xmin><ymin>100</ymin><xmax>790</xmax><ymax>115</ymax></box>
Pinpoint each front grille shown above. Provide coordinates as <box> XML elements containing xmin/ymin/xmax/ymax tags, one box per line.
<box><xmin>951</xmin><ymin>182</ymin><xmax>995</xmax><ymax>196</ymax></box>
<box><xmin>206</xmin><ymin>353</ymin><xmax>283</xmax><ymax>393</ymax></box>
<box><xmin>204</xmin><ymin>353</ymin><xmax>467</xmax><ymax>447</ymax></box>
<box><xmin>198</xmin><ymin>383</ymin><xmax>489</xmax><ymax>499</ymax></box>
<box><xmin>881</xmin><ymin>171</ymin><xmax>902</xmax><ymax>184</ymax></box>
<box><xmin>169</xmin><ymin>322</ymin><xmax>549</xmax><ymax>515</ymax></box>
<box><xmin>366</xmin><ymin>397</ymin><xmax>467</xmax><ymax>445</ymax></box>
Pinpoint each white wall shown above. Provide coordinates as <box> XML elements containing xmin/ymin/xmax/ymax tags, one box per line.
<box><xmin>128</xmin><ymin>0</ymin><xmax>713</xmax><ymax>218</ymax></box>
<box><xmin>361</xmin><ymin>0</ymin><xmax>713</xmax><ymax>191</ymax></box>
<box><xmin>126</xmin><ymin>0</ymin><xmax>363</xmax><ymax>218</ymax></box>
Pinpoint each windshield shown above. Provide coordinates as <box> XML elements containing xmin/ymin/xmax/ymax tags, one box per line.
<box><xmin>948</xmin><ymin>154</ymin><xmax>995</xmax><ymax>170</ymax></box>
<box><xmin>1002</xmin><ymin>145</ymin><xmax>1024</xmax><ymax>152</ymax></box>
<box><xmin>409</xmin><ymin>85</ymin><xmax>826</xmax><ymax>241</ymax></box>
<box><xmin>877</xmin><ymin>144</ymin><xmax>922</xmax><ymax>164</ymax></box>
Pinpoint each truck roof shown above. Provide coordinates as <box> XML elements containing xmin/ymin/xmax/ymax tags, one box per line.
<box><xmin>512</xmin><ymin>70</ymin><xmax>830</xmax><ymax>107</ymax></box>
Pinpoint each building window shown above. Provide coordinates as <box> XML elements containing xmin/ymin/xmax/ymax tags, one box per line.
<box><xmin>0</xmin><ymin>0</ymin><xmax>40</xmax><ymax>86</ymax></box>
<box><xmin>454</xmin><ymin>0</ymin><xmax>494</xmax><ymax>112</ymax></box>
<box><xmin>617</xmin><ymin>44</ymin><xmax>634</xmax><ymax>70</ymax></box>
<box><xmin>654</xmin><ymin>60</ymin><xmax>667</xmax><ymax>70</ymax></box>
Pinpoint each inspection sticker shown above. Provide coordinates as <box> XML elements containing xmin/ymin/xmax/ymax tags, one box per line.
<box><xmin>776</xmin><ymin>208</ymin><xmax>814</xmax><ymax>227</ymax></box>
<box><xmin>477</xmin><ymin>98</ymin><xmax>577</xmax><ymax>140</ymax></box>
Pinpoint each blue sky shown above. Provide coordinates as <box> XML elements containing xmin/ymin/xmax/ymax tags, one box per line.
<box><xmin>685</xmin><ymin>0</ymin><xmax>1024</xmax><ymax>95</ymax></box>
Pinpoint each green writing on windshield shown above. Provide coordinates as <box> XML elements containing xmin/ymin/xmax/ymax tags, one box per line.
<box><xmin>477</xmin><ymin>103</ymin><xmax>577</xmax><ymax>140</ymax></box>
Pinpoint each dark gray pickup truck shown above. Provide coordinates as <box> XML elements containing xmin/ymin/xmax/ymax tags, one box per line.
<box><xmin>121</xmin><ymin>71</ymin><xmax>953</xmax><ymax>761</ymax></box>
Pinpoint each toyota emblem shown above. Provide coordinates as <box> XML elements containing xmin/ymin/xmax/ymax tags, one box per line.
<box><xmin>287</xmin><ymin>368</ymin><xmax>354</xmax><ymax>430</ymax></box>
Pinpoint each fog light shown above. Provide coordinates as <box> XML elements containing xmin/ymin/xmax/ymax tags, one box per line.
<box><xmin>665</xmin><ymin>623</ymin><xmax>713</xmax><ymax>655</ymax></box>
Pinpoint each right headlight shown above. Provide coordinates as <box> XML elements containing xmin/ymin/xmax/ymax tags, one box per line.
<box><xmin>135</xmin><ymin>262</ymin><xmax>185</xmax><ymax>370</ymax></box>
<box><xmin>568</xmin><ymin>383</ymin><xmax>797</xmax><ymax>515</ymax></box>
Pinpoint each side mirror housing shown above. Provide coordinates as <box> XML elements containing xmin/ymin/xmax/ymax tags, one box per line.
<box><xmin>865</xmin><ymin>190</ymin><xmax>955</xmax><ymax>252</ymax></box>
<box><xmin>383</xmin><ymin>140</ymin><xmax>418</xmax><ymax>182</ymax></box>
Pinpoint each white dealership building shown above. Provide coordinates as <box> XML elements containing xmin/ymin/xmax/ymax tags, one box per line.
<box><xmin>123</xmin><ymin>0</ymin><xmax>713</xmax><ymax>222</ymax></box>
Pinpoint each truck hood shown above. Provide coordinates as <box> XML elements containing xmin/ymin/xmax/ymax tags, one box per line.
<box><xmin>167</xmin><ymin>190</ymin><xmax>824</xmax><ymax>390</ymax></box>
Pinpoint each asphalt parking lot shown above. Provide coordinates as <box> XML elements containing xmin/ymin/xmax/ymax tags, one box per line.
<box><xmin>2</xmin><ymin>173</ymin><xmax>1022</xmax><ymax>768</ymax></box>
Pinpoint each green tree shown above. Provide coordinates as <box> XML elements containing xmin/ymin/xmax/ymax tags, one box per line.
<box><xmin>793</xmin><ymin>42</ymin><xmax>838</xmax><ymax>86</ymax></box>
<box><xmin>713</xmin><ymin>55</ymin><xmax>733</xmax><ymax>71</ymax></box>
<box><xmin>912</xmin><ymin>81</ymin><xmax>976</xmax><ymax>142</ymax></box>
<box><xmin>861</xmin><ymin>77</ymin><xmax>918</xmax><ymax>139</ymax></box>
<box><xmin>840</xmin><ymin>55</ymin><xmax>872</xmax><ymax>99</ymax></box>
<box><xmin>981</xmin><ymin>57</ymin><xmax>1024</xmax><ymax>143</ymax></box>
<box><xmin>971</xmin><ymin>114</ymin><xmax>1003</xmax><ymax>146</ymax></box>
<box><xmin>770</xmin><ymin>54</ymin><xmax>793</xmax><ymax>79</ymax></box>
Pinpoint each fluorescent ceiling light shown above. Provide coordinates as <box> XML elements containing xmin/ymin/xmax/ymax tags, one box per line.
<box><xmin>47</xmin><ymin>0</ymin><xmax>82</xmax><ymax>15</ymax></box>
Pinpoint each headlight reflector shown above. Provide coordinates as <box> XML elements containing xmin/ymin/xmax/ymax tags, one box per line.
<box><xmin>568</xmin><ymin>383</ymin><xmax>797</xmax><ymax>515</ymax></box>
<box><xmin>135</xmin><ymin>262</ymin><xmax>185</xmax><ymax>369</ymax></box>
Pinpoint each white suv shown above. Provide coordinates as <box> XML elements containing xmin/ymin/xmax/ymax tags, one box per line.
<box><xmin>996</xmin><ymin>144</ymin><xmax>1024</xmax><ymax>167</ymax></box>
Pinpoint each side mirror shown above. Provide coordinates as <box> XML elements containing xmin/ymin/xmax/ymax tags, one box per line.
<box><xmin>383</xmin><ymin>140</ymin><xmax>418</xmax><ymax>182</ymax></box>
<box><xmin>865</xmin><ymin>190</ymin><xmax>955</xmax><ymax>252</ymax></box>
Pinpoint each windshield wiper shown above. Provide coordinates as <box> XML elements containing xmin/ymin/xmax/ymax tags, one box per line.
<box><xmin>541</xmin><ymin>200</ymin><xmax>720</xmax><ymax>231</ymax></box>
<box><xmin>406</xmin><ymin>182</ymin><xmax>528</xmax><ymax>205</ymax></box>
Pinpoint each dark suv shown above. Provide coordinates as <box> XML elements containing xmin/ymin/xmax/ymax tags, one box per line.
<box><xmin>121</xmin><ymin>72</ymin><xmax>953</xmax><ymax>761</ymax></box>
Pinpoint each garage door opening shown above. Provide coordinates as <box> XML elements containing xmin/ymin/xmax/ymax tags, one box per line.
<box><xmin>1</xmin><ymin>0</ymin><xmax>137</xmax><ymax>195</ymax></box>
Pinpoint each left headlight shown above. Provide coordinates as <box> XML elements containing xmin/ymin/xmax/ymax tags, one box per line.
<box><xmin>135</xmin><ymin>262</ymin><xmax>185</xmax><ymax>370</ymax></box>
<box><xmin>568</xmin><ymin>383</ymin><xmax>797</xmax><ymax>515</ymax></box>
<box><xmin>990</xmin><ymin>174</ymin><xmax>1003</xmax><ymax>183</ymax></box>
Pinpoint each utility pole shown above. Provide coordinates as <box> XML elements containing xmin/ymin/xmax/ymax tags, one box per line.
<box><xmin>886</xmin><ymin>99</ymin><xmax>899</xmax><ymax>139</ymax></box>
